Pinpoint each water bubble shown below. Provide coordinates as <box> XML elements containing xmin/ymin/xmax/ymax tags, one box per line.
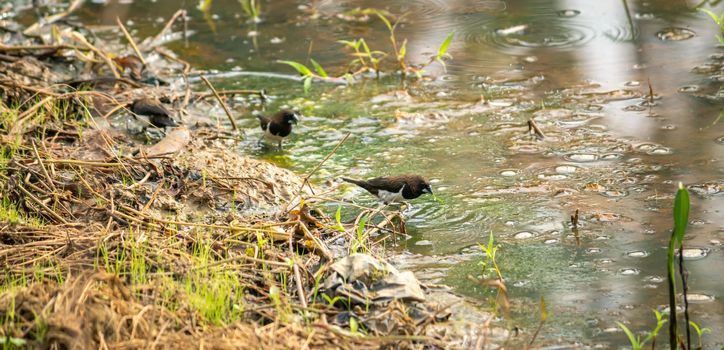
<box><xmin>679</xmin><ymin>247</ymin><xmax>710</xmax><ymax>260</ymax></box>
<box><xmin>685</xmin><ymin>293</ymin><xmax>715</xmax><ymax>303</ymax></box>
<box><xmin>619</xmin><ymin>268</ymin><xmax>640</xmax><ymax>275</ymax></box>
<box><xmin>657</xmin><ymin>27</ymin><xmax>695</xmax><ymax>41</ymax></box>
<box><xmin>555</xmin><ymin>165</ymin><xmax>579</xmax><ymax>174</ymax></box>
<box><xmin>514</xmin><ymin>231</ymin><xmax>536</xmax><ymax>239</ymax></box>
<box><xmin>557</xmin><ymin>9</ymin><xmax>581</xmax><ymax>17</ymax></box>
<box><xmin>592</xmin><ymin>213</ymin><xmax>621</xmax><ymax>222</ymax></box>
<box><xmin>624</xmin><ymin>80</ymin><xmax>641</xmax><ymax>87</ymax></box>
<box><xmin>603</xmin><ymin>327</ymin><xmax>621</xmax><ymax>333</ymax></box>
<box><xmin>692</xmin><ymin>64</ymin><xmax>718</xmax><ymax>74</ymax></box>
<box><xmin>415</xmin><ymin>240</ymin><xmax>433</xmax><ymax>246</ymax></box>
<box><xmin>678</xmin><ymin>85</ymin><xmax>700</xmax><ymax>93</ymax></box>
<box><xmin>564</xmin><ymin>153</ymin><xmax>599</xmax><ymax>162</ymax></box>
<box><xmin>635</xmin><ymin>12</ymin><xmax>655</xmax><ymax>19</ymax></box>
<box><xmin>500</xmin><ymin>170</ymin><xmax>518</xmax><ymax>177</ymax></box>
<box><xmin>586</xmin><ymin>247</ymin><xmax>602</xmax><ymax>254</ymax></box>
<box><xmin>648</xmin><ymin>147</ymin><xmax>672</xmax><ymax>155</ymax></box>
<box><xmin>635</xmin><ymin>143</ymin><xmax>659</xmax><ymax>152</ymax></box>
<box><xmin>538</xmin><ymin>173</ymin><xmax>568</xmax><ymax>180</ymax></box>
<box><xmin>513</xmin><ymin>280</ymin><xmax>530</xmax><ymax>287</ymax></box>
<box><xmin>661</xmin><ymin>124</ymin><xmax>676</xmax><ymax>130</ymax></box>
<box><xmin>602</xmin><ymin>190</ymin><xmax>628</xmax><ymax>198</ymax></box>
<box><xmin>624</xmin><ymin>105</ymin><xmax>648</xmax><ymax>112</ymax></box>
<box><xmin>484</xmin><ymin>19</ymin><xmax>596</xmax><ymax>49</ymax></box>
<box><xmin>716</xmin><ymin>136</ymin><xmax>724</xmax><ymax>144</ymax></box>
<box><xmin>626</xmin><ymin>250</ymin><xmax>649</xmax><ymax>258</ymax></box>
<box><xmin>544</xmin><ymin>239</ymin><xmax>558</xmax><ymax>244</ymax></box>
<box><xmin>584</xmin><ymin>104</ymin><xmax>604</xmax><ymax>111</ymax></box>
<box><xmin>644</xmin><ymin>275</ymin><xmax>664</xmax><ymax>283</ymax></box>
<box><xmin>601</xmin><ymin>153</ymin><xmax>623</xmax><ymax>160</ymax></box>
<box><xmin>688</xmin><ymin>183</ymin><xmax>722</xmax><ymax>196</ymax></box>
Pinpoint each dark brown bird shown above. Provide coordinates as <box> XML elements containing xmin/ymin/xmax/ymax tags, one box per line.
<box><xmin>130</xmin><ymin>98</ymin><xmax>179</xmax><ymax>129</ymax></box>
<box><xmin>255</xmin><ymin>110</ymin><xmax>300</xmax><ymax>150</ymax></box>
<box><xmin>341</xmin><ymin>175</ymin><xmax>433</xmax><ymax>204</ymax></box>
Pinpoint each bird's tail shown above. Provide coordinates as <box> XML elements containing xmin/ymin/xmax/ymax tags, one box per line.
<box><xmin>341</xmin><ymin>177</ymin><xmax>366</xmax><ymax>187</ymax></box>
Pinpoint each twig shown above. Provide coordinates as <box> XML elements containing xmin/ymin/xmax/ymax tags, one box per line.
<box><xmin>288</xmin><ymin>226</ymin><xmax>309</xmax><ymax>308</ymax></box>
<box><xmin>196</xmin><ymin>89</ymin><xmax>267</xmax><ymax>100</ymax></box>
<box><xmin>31</xmin><ymin>141</ymin><xmax>57</xmax><ymax>193</ymax></box>
<box><xmin>0</xmin><ymin>44</ymin><xmax>83</xmax><ymax>51</ymax></box>
<box><xmin>200</xmin><ymin>75</ymin><xmax>238</xmax><ymax>131</ymax></box>
<box><xmin>44</xmin><ymin>159</ymin><xmax>123</xmax><ymax>167</ymax></box>
<box><xmin>23</xmin><ymin>0</ymin><xmax>83</xmax><ymax>35</ymax></box>
<box><xmin>68</xmin><ymin>32</ymin><xmax>120</xmax><ymax>79</ymax></box>
<box><xmin>527</xmin><ymin>119</ymin><xmax>545</xmax><ymax>140</ymax></box>
<box><xmin>570</xmin><ymin>209</ymin><xmax>579</xmax><ymax>229</ymax></box>
<box><xmin>297</xmin><ymin>222</ymin><xmax>334</xmax><ymax>262</ymax></box>
<box><xmin>146</xmin><ymin>10</ymin><xmax>186</xmax><ymax>49</ymax></box>
<box><xmin>116</xmin><ymin>17</ymin><xmax>146</xmax><ymax>65</ymax></box>
<box><xmin>296</xmin><ymin>132</ymin><xmax>351</xmax><ymax>197</ymax></box>
<box><xmin>142</xmin><ymin>179</ymin><xmax>165</xmax><ymax>213</ymax></box>
<box><xmin>17</xmin><ymin>184</ymin><xmax>68</xmax><ymax>224</ymax></box>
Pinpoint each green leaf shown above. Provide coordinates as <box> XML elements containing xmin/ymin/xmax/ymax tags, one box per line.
<box><xmin>360</xmin><ymin>39</ymin><xmax>371</xmax><ymax>57</ymax></box>
<box><xmin>277</xmin><ymin>60</ymin><xmax>313</xmax><ymax>77</ymax></box>
<box><xmin>375</xmin><ymin>11</ymin><xmax>393</xmax><ymax>33</ymax></box>
<box><xmin>303</xmin><ymin>76</ymin><xmax>312</xmax><ymax>94</ymax></box>
<box><xmin>334</xmin><ymin>205</ymin><xmax>344</xmax><ymax>231</ymax></box>
<box><xmin>437</xmin><ymin>31</ymin><xmax>455</xmax><ymax>58</ymax></box>
<box><xmin>616</xmin><ymin>322</ymin><xmax>642</xmax><ymax>350</ymax></box>
<box><xmin>338</xmin><ymin>39</ymin><xmax>359</xmax><ymax>49</ymax></box>
<box><xmin>398</xmin><ymin>39</ymin><xmax>407</xmax><ymax>60</ymax></box>
<box><xmin>700</xmin><ymin>8</ymin><xmax>722</xmax><ymax>25</ymax></box>
<box><xmin>357</xmin><ymin>216</ymin><xmax>367</xmax><ymax>236</ymax></box>
<box><xmin>310</xmin><ymin>58</ymin><xmax>328</xmax><ymax>77</ymax></box>
<box><xmin>350</xmin><ymin>317</ymin><xmax>359</xmax><ymax>334</ymax></box>
<box><xmin>673</xmin><ymin>183</ymin><xmax>690</xmax><ymax>246</ymax></box>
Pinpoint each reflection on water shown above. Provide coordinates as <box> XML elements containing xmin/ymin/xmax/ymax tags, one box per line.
<box><xmin>52</xmin><ymin>0</ymin><xmax>724</xmax><ymax>346</ymax></box>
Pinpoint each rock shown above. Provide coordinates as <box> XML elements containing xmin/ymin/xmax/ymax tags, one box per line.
<box><xmin>324</xmin><ymin>253</ymin><xmax>426</xmax><ymax>304</ymax></box>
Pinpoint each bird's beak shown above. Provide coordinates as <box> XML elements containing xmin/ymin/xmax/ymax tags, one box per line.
<box><xmin>423</xmin><ymin>187</ymin><xmax>433</xmax><ymax>195</ymax></box>
<box><xmin>291</xmin><ymin>113</ymin><xmax>300</xmax><ymax>124</ymax></box>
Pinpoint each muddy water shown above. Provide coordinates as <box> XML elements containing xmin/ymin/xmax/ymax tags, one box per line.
<box><xmin>53</xmin><ymin>0</ymin><xmax>724</xmax><ymax>346</ymax></box>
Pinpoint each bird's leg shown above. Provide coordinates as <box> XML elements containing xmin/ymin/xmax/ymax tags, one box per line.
<box><xmin>278</xmin><ymin>140</ymin><xmax>283</xmax><ymax>151</ymax></box>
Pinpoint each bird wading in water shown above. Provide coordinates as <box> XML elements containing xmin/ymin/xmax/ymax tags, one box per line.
<box><xmin>254</xmin><ymin>110</ymin><xmax>300</xmax><ymax>150</ymax></box>
<box><xmin>341</xmin><ymin>175</ymin><xmax>433</xmax><ymax>205</ymax></box>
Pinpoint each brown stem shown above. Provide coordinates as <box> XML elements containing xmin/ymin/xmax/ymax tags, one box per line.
<box><xmin>200</xmin><ymin>75</ymin><xmax>238</xmax><ymax>131</ymax></box>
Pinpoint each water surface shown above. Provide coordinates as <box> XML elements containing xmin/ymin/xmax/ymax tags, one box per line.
<box><xmin>54</xmin><ymin>0</ymin><xmax>724</xmax><ymax>346</ymax></box>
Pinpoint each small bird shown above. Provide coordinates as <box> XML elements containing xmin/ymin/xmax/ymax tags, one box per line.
<box><xmin>341</xmin><ymin>175</ymin><xmax>433</xmax><ymax>204</ymax></box>
<box><xmin>254</xmin><ymin>109</ymin><xmax>300</xmax><ymax>150</ymax></box>
<box><xmin>130</xmin><ymin>98</ymin><xmax>179</xmax><ymax>130</ymax></box>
